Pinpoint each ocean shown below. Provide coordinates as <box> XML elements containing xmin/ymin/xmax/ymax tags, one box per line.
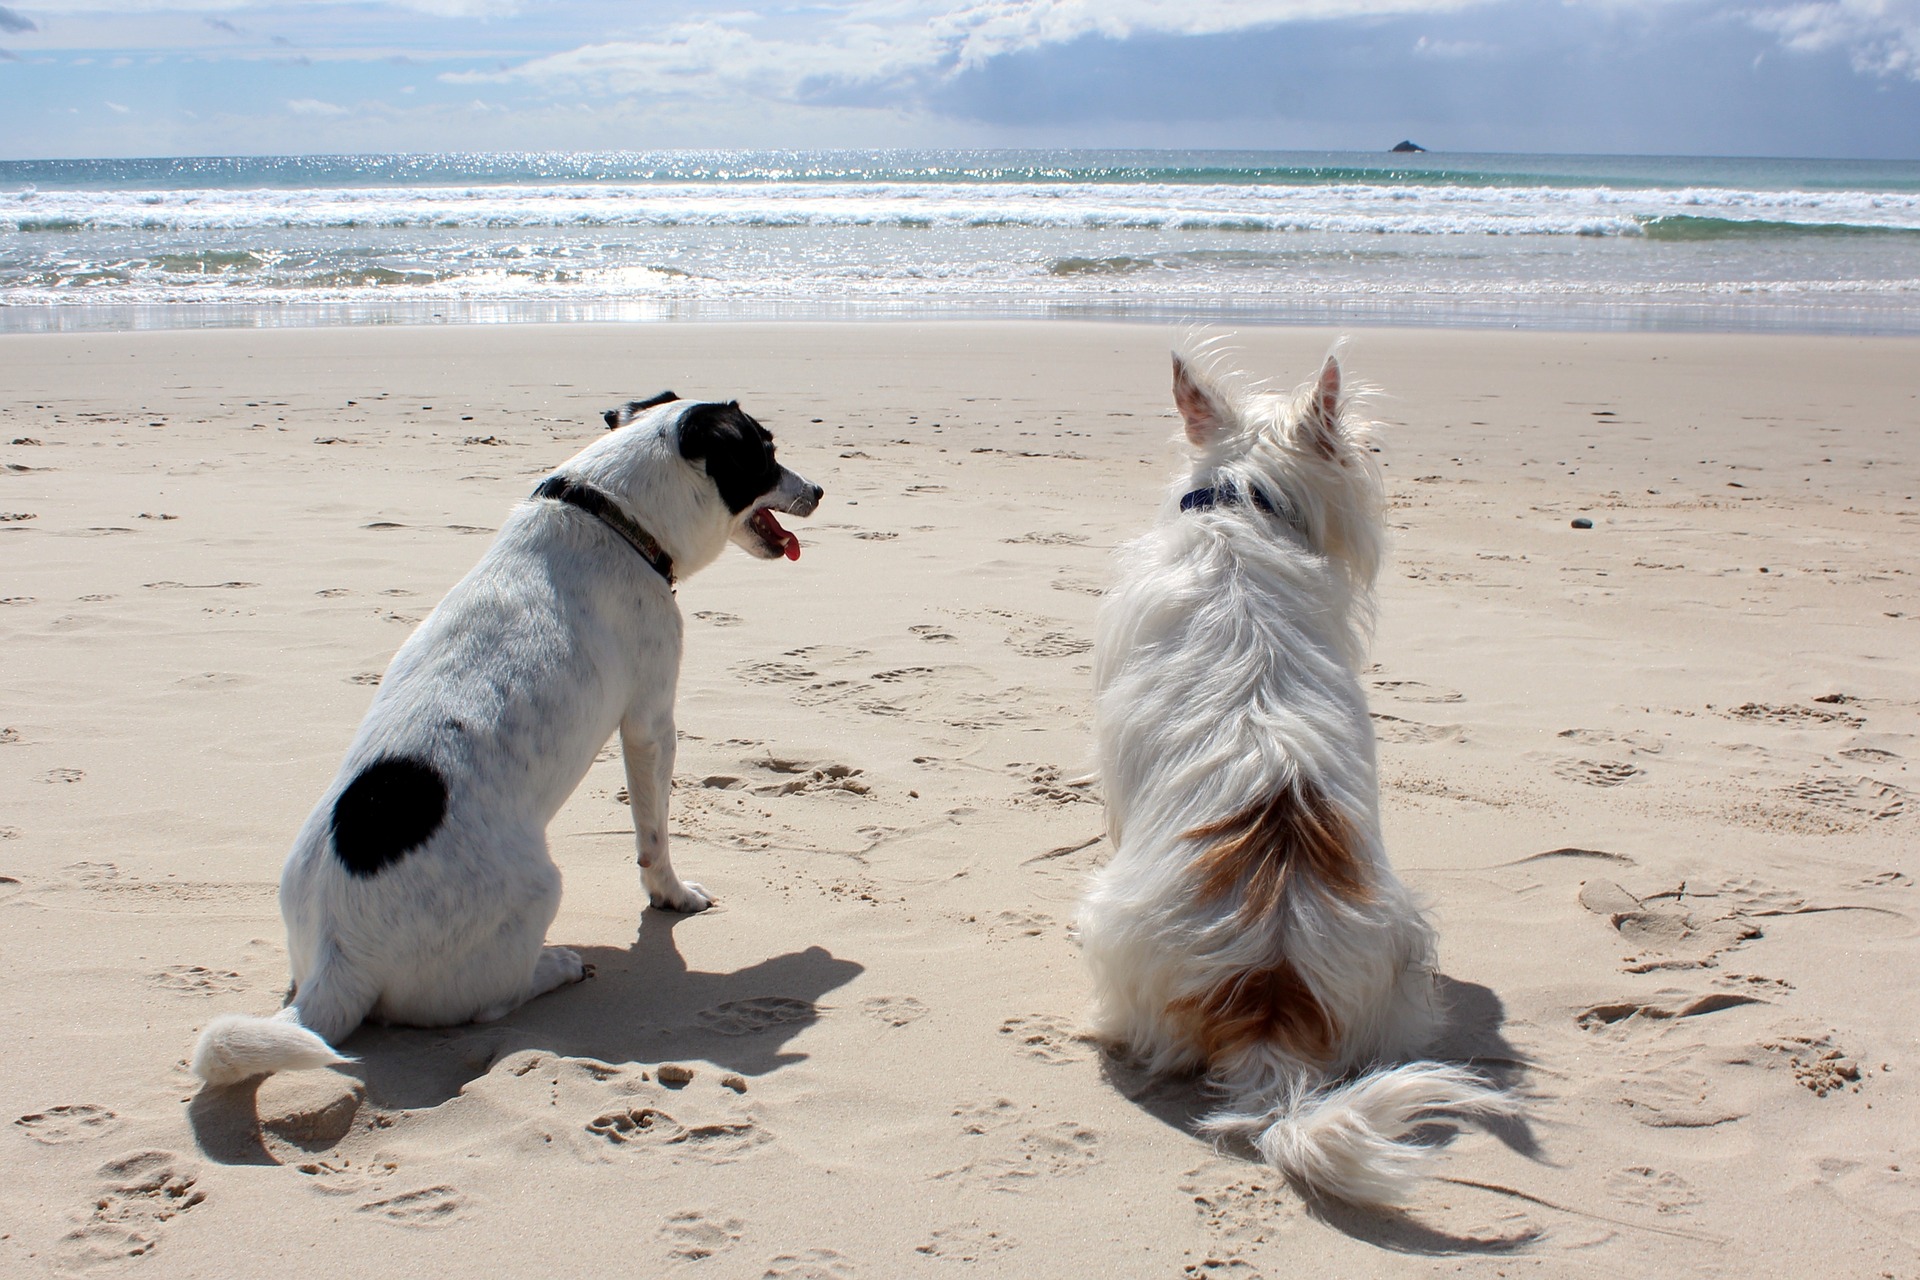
<box><xmin>3</xmin><ymin>149</ymin><xmax>1918</xmax><ymax>335</ymax></box>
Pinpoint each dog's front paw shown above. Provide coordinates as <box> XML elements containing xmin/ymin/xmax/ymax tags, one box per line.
<box><xmin>649</xmin><ymin>879</ymin><xmax>713</xmax><ymax>913</ymax></box>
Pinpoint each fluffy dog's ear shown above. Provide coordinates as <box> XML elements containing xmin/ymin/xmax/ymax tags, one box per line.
<box><xmin>1173</xmin><ymin>354</ymin><xmax>1228</xmax><ymax>446</ymax></box>
<box><xmin>1303</xmin><ymin>357</ymin><xmax>1342</xmax><ymax>458</ymax></box>
<box><xmin>603</xmin><ymin>391</ymin><xmax>680</xmax><ymax>431</ymax></box>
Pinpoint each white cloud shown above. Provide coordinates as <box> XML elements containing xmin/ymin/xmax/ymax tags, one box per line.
<box><xmin>287</xmin><ymin>95</ymin><xmax>347</xmax><ymax>114</ymax></box>
<box><xmin>441</xmin><ymin>0</ymin><xmax>1491</xmax><ymax>99</ymax></box>
<box><xmin>21</xmin><ymin>0</ymin><xmax>520</xmax><ymax>14</ymax></box>
<box><xmin>1412</xmin><ymin>32</ymin><xmax>1491</xmax><ymax>57</ymax></box>
<box><xmin>1748</xmin><ymin>0</ymin><xmax>1920</xmax><ymax>78</ymax></box>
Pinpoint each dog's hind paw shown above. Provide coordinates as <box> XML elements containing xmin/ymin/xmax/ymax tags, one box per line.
<box><xmin>649</xmin><ymin>880</ymin><xmax>714</xmax><ymax>913</ymax></box>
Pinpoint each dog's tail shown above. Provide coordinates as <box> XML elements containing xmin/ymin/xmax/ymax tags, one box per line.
<box><xmin>1198</xmin><ymin>1062</ymin><xmax>1510</xmax><ymax>1207</ymax></box>
<box><xmin>190</xmin><ymin>950</ymin><xmax>370</xmax><ymax>1086</ymax></box>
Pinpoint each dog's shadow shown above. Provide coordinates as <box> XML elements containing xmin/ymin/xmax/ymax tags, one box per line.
<box><xmin>189</xmin><ymin>909</ymin><xmax>862</xmax><ymax>1163</ymax></box>
<box><xmin>1100</xmin><ymin>974</ymin><xmax>1545</xmax><ymax>1255</ymax></box>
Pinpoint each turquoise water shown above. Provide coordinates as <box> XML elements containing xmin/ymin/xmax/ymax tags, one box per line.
<box><xmin>4</xmin><ymin>150</ymin><xmax>1917</xmax><ymax>333</ymax></box>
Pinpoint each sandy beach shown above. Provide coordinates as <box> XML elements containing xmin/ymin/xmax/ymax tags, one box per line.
<box><xmin>2</xmin><ymin>320</ymin><xmax>1917</xmax><ymax>1276</ymax></box>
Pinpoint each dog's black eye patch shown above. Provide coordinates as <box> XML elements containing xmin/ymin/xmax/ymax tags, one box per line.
<box><xmin>331</xmin><ymin>756</ymin><xmax>448</xmax><ymax>878</ymax></box>
<box><xmin>604</xmin><ymin>391</ymin><xmax>680</xmax><ymax>430</ymax></box>
<box><xmin>676</xmin><ymin>400</ymin><xmax>780</xmax><ymax>515</ymax></box>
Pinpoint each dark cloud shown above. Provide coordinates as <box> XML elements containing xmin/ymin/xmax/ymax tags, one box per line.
<box><xmin>0</xmin><ymin>5</ymin><xmax>38</xmax><ymax>35</ymax></box>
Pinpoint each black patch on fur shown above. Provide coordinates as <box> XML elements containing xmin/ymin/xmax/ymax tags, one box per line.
<box><xmin>603</xmin><ymin>391</ymin><xmax>679</xmax><ymax>431</ymax></box>
<box><xmin>331</xmin><ymin>756</ymin><xmax>448</xmax><ymax>878</ymax></box>
<box><xmin>676</xmin><ymin>401</ymin><xmax>780</xmax><ymax>515</ymax></box>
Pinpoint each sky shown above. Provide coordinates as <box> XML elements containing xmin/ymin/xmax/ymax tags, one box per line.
<box><xmin>2</xmin><ymin>0</ymin><xmax>1918</xmax><ymax>160</ymax></box>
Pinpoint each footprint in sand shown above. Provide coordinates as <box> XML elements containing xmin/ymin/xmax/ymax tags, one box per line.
<box><xmin>1002</xmin><ymin>531</ymin><xmax>1088</xmax><ymax>546</ymax></box>
<box><xmin>1813</xmin><ymin>1155</ymin><xmax>1920</xmax><ymax>1243</ymax></box>
<box><xmin>1012</xmin><ymin>762</ymin><xmax>1095</xmax><ymax>806</ymax></box>
<box><xmin>16</xmin><ymin>1104</ymin><xmax>120</xmax><ymax>1145</ymax></box>
<box><xmin>860</xmin><ymin>995</ymin><xmax>929</xmax><ymax>1027</ymax></box>
<box><xmin>997</xmin><ymin>1014</ymin><xmax>1092</xmax><ymax>1066</ymax></box>
<box><xmin>1575</xmin><ymin>989</ymin><xmax>1766</xmax><ymax>1031</ymax></box>
<box><xmin>356</xmin><ymin>1185</ymin><xmax>469</xmax><ymax>1229</ymax></box>
<box><xmin>1372</xmin><ymin>678</ymin><xmax>1466</xmax><ymax>704</ymax></box>
<box><xmin>60</xmin><ymin>1151</ymin><xmax>205</xmax><ymax>1268</ymax></box>
<box><xmin>1049</xmin><ymin>577</ymin><xmax>1103</xmax><ymax>597</ymax></box>
<box><xmin>1006</xmin><ymin>631</ymin><xmax>1092</xmax><ymax>659</ymax></box>
<box><xmin>980</xmin><ymin>910</ymin><xmax>1054</xmax><ymax>941</ymax></box>
<box><xmin>936</xmin><ymin>1099</ymin><xmax>1100</xmax><ymax>1190</ymax></box>
<box><xmin>1180</xmin><ymin>1159</ymin><xmax>1300</xmax><ymax>1245</ymax></box>
<box><xmin>1370</xmin><ymin>714</ymin><xmax>1465</xmax><ymax>746</ymax></box>
<box><xmin>1578</xmin><ymin>880</ymin><xmax>1761</xmax><ymax>972</ymax></box>
<box><xmin>909</xmin><ymin>623</ymin><xmax>957</xmax><ymax>643</ymax></box>
<box><xmin>692</xmin><ymin>610</ymin><xmax>743</xmax><ymax>626</ymax></box>
<box><xmin>1839</xmin><ymin>746</ymin><xmax>1901</xmax><ymax>764</ymax></box>
<box><xmin>40</xmin><ymin>767</ymin><xmax>85</xmax><ymax>784</ymax></box>
<box><xmin>586</xmin><ymin>1107</ymin><xmax>765</xmax><ymax>1161</ymax></box>
<box><xmin>736</xmin><ymin>660</ymin><xmax>822</xmax><ymax>685</ymax></box>
<box><xmin>1553</xmin><ymin>758</ymin><xmax>1643</xmax><ymax>787</ymax></box>
<box><xmin>763</xmin><ymin>1247</ymin><xmax>856</xmax><ymax>1278</ymax></box>
<box><xmin>1557</xmin><ymin>726</ymin><xmax>1663</xmax><ymax>754</ymax></box>
<box><xmin>1613</xmin><ymin>1051</ymin><xmax>1746</xmax><ymax>1129</ymax></box>
<box><xmin>150</xmin><ymin>964</ymin><xmax>247</xmax><ymax>996</ymax></box>
<box><xmin>1723</xmin><ymin>701</ymin><xmax>1865</xmax><ymax>729</ymax></box>
<box><xmin>697</xmin><ymin>996</ymin><xmax>820</xmax><ymax>1035</ymax></box>
<box><xmin>1182</xmin><ymin>1259</ymin><xmax>1262</xmax><ymax>1278</ymax></box>
<box><xmin>1754</xmin><ymin>1031</ymin><xmax>1866</xmax><ymax>1097</ymax></box>
<box><xmin>747</xmin><ymin>761</ymin><xmax>871</xmax><ymax>797</ymax></box>
<box><xmin>1783</xmin><ymin>774</ymin><xmax>1907</xmax><ymax>821</ymax></box>
<box><xmin>916</xmin><ymin>1223</ymin><xmax>1017</xmax><ymax>1263</ymax></box>
<box><xmin>1604</xmin><ymin>1165</ymin><xmax>1703</xmax><ymax>1215</ymax></box>
<box><xmin>660</xmin><ymin>1210</ymin><xmax>745</xmax><ymax>1261</ymax></box>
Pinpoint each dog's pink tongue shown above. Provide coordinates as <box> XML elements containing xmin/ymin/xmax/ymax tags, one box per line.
<box><xmin>758</xmin><ymin>509</ymin><xmax>801</xmax><ymax>560</ymax></box>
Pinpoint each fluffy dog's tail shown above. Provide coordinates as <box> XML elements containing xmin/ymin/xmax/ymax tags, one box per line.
<box><xmin>1198</xmin><ymin>1062</ymin><xmax>1510</xmax><ymax>1207</ymax></box>
<box><xmin>190</xmin><ymin>951</ymin><xmax>369</xmax><ymax>1086</ymax></box>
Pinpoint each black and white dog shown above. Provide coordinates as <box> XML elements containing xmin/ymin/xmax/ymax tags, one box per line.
<box><xmin>192</xmin><ymin>394</ymin><xmax>821</xmax><ymax>1085</ymax></box>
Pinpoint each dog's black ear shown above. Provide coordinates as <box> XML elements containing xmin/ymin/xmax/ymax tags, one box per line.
<box><xmin>1173</xmin><ymin>354</ymin><xmax>1228</xmax><ymax>447</ymax></box>
<box><xmin>604</xmin><ymin>391</ymin><xmax>680</xmax><ymax>431</ymax></box>
<box><xmin>678</xmin><ymin>401</ymin><xmax>779</xmax><ymax>515</ymax></box>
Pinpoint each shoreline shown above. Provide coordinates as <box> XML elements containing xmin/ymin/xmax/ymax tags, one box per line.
<box><xmin>6</xmin><ymin>295</ymin><xmax>1919</xmax><ymax>338</ymax></box>
<box><xmin>3</xmin><ymin>321</ymin><xmax>1917</xmax><ymax>1275</ymax></box>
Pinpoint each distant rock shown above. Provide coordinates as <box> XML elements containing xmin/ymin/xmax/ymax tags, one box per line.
<box><xmin>1390</xmin><ymin>140</ymin><xmax>1427</xmax><ymax>153</ymax></box>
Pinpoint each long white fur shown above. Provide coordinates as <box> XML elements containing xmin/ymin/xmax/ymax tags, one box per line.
<box><xmin>191</xmin><ymin>400</ymin><xmax>819</xmax><ymax>1087</ymax></box>
<box><xmin>1077</xmin><ymin>343</ymin><xmax>1507</xmax><ymax>1206</ymax></box>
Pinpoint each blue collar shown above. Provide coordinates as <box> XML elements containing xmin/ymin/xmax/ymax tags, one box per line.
<box><xmin>1180</xmin><ymin>479</ymin><xmax>1306</xmax><ymax>539</ymax></box>
<box><xmin>1180</xmin><ymin>479</ymin><xmax>1278</xmax><ymax>517</ymax></box>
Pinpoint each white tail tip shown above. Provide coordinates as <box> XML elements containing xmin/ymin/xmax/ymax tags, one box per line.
<box><xmin>191</xmin><ymin>1009</ymin><xmax>353</xmax><ymax>1086</ymax></box>
<box><xmin>1202</xmin><ymin>1063</ymin><xmax>1511</xmax><ymax>1207</ymax></box>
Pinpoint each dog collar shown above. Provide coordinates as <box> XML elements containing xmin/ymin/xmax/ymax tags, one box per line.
<box><xmin>532</xmin><ymin>474</ymin><xmax>676</xmax><ymax>590</ymax></box>
<box><xmin>1180</xmin><ymin>480</ymin><xmax>1303</xmax><ymax>536</ymax></box>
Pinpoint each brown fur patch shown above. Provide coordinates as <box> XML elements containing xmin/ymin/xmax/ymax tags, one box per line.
<box><xmin>1184</xmin><ymin>778</ymin><xmax>1372</xmax><ymax>920</ymax></box>
<box><xmin>1168</xmin><ymin>958</ymin><xmax>1337</xmax><ymax>1065</ymax></box>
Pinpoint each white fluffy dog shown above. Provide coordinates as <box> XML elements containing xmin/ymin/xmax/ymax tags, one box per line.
<box><xmin>1077</xmin><ymin>346</ymin><xmax>1506</xmax><ymax>1206</ymax></box>
<box><xmin>192</xmin><ymin>393</ymin><xmax>821</xmax><ymax>1086</ymax></box>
